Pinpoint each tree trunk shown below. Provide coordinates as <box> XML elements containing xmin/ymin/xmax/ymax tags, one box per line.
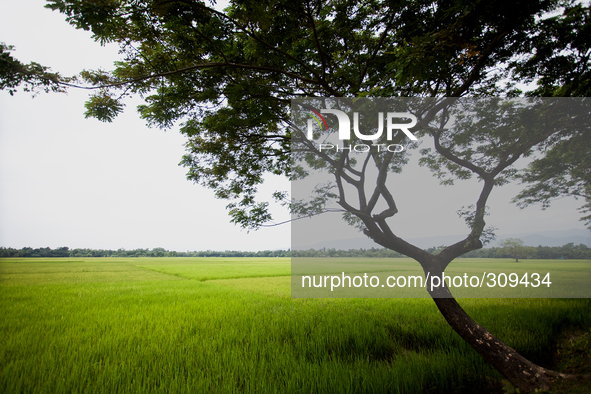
<box><xmin>428</xmin><ymin>284</ymin><xmax>567</xmax><ymax>393</ymax></box>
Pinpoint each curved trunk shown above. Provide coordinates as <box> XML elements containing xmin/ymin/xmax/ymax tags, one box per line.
<box><xmin>429</xmin><ymin>284</ymin><xmax>567</xmax><ymax>393</ymax></box>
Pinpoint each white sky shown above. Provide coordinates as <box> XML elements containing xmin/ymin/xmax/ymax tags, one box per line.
<box><xmin>0</xmin><ymin>0</ymin><xmax>587</xmax><ymax>252</ymax></box>
<box><xmin>0</xmin><ymin>0</ymin><xmax>290</xmax><ymax>251</ymax></box>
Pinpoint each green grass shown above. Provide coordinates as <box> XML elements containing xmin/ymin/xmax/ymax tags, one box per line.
<box><xmin>138</xmin><ymin>257</ymin><xmax>291</xmax><ymax>281</ymax></box>
<box><xmin>1</xmin><ymin>257</ymin><xmax>590</xmax><ymax>393</ymax></box>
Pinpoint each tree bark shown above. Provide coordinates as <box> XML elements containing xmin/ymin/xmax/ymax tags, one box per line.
<box><xmin>362</xmin><ymin>218</ymin><xmax>571</xmax><ymax>392</ymax></box>
<box><xmin>428</xmin><ymin>283</ymin><xmax>568</xmax><ymax>393</ymax></box>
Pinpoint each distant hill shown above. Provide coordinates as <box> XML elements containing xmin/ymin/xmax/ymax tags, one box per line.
<box><xmin>295</xmin><ymin>228</ymin><xmax>591</xmax><ymax>250</ymax></box>
<box><xmin>491</xmin><ymin>230</ymin><xmax>591</xmax><ymax>248</ymax></box>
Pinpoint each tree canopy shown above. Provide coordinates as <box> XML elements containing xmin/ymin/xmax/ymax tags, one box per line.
<box><xmin>3</xmin><ymin>0</ymin><xmax>589</xmax><ymax>228</ymax></box>
<box><xmin>498</xmin><ymin>238</ymin><xmax>528</xmax><ymax>262</ymax></box>
<box><xmin>0</xmin><ymin>43</ymin><xmax>66</xmax><ymax>95</ymax></box>
<box><xmin>512</xmin><ymin>126</ymin><xmax>591</xmax><ymax>230</ymax></box>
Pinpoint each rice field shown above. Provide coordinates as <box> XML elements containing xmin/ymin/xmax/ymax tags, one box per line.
<box><xmin>1</xmin><ymin>257</ymin><xmax>590</xmax><ymax>393</ymax></box>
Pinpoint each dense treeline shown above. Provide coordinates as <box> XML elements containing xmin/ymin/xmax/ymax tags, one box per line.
<box><xmin>1</xmin><ymin>243</ymin><xmax>589</xmax><ymax>259</ymax></box>
<box><xmin>456</xmin><ymin>242</ymin><xmax>591</xmax><ymax>260</ymax></box>
<box><xmin>292</xmin><ymin>248</ymin><xmax>406</xmax><ymax>258</ymax></box>
<box><xmin>0</xmin><ymin>247</ymin><xmax>290</xmax><ymax>258</ymax></box>
<box><xmin>294</xmin><ymin>244</ymin><xmax>591</xmax><ymax>259</ymax></box>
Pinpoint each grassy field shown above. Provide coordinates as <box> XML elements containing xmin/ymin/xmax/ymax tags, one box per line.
<box><xmin>1</xmin><ymin>257</ymin><xmax>590</xmax><ymax>393</ymax></box>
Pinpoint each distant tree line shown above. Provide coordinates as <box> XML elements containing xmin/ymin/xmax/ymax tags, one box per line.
<box><xmin>292</xmin><ymin>248</ymin><xmax>406</xmax><ymax>258</ymax></box>
<box><xmin>455</xmin><ymin>242</ymin><xmax>591</xmax><ymax>260</ymax></box>
<box><xmin>0</xmin><ymin>247</ymin><xmax>290</xmax><ymax>258</ymax></box>
<box><xmin>1</xmin><ymin>243</ymin><xmax>589</xmax><ymax>259</ymax></box>
<box><xmin>294</xmin><ymin>243</ymin><xmax>591</xmax><ymax>259</ymax></box>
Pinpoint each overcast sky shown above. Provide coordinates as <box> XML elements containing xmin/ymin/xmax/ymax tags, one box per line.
<box><xmin>0</xmin><ymin>1</ymin><xmax>588</xmax><ymax>252</ymax></box>
<box><xmin>0</xmin><ymin>0</ymin><xmax>292</xmax><ymax>251</ymax></box>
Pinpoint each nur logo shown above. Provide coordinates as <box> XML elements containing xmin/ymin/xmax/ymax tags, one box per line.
<box><xmin>303</xmin><ymin>107</ymin><xmax>418</xmax><ymax>153</ymax></box>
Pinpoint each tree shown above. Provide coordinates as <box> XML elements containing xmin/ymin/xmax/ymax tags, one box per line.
<box><xmin>512</xmin><ymin>130</ymin><xmax>591</xmax><ymax>230</ymax></box>
<box><xmin>291</xmin><ymin>96</ymin><xmax>588</xmax><ymax>392</ymax></box>
<box><xmin>509</xmin><ymin>2</ymin><xmax>591</xmax><ymax>228</ymax></box>
<box><xmin>0</xmin><ymin>43</ymin><xmax>68</xmax><ymax>95</ymax></box>
<box><xmin>2</xmin><ymin>1</ymin><xmax>590</xmax><ymax>392</ymax></box>
<box><xmin>7</xmin><ymin>0</ymin><xmax>589</xmax><ymax>227</ymax></box>
<box><xmin>499</xmin><ymin>238</ymin><xmax>527</xmax><ymax>262</ymax></box>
